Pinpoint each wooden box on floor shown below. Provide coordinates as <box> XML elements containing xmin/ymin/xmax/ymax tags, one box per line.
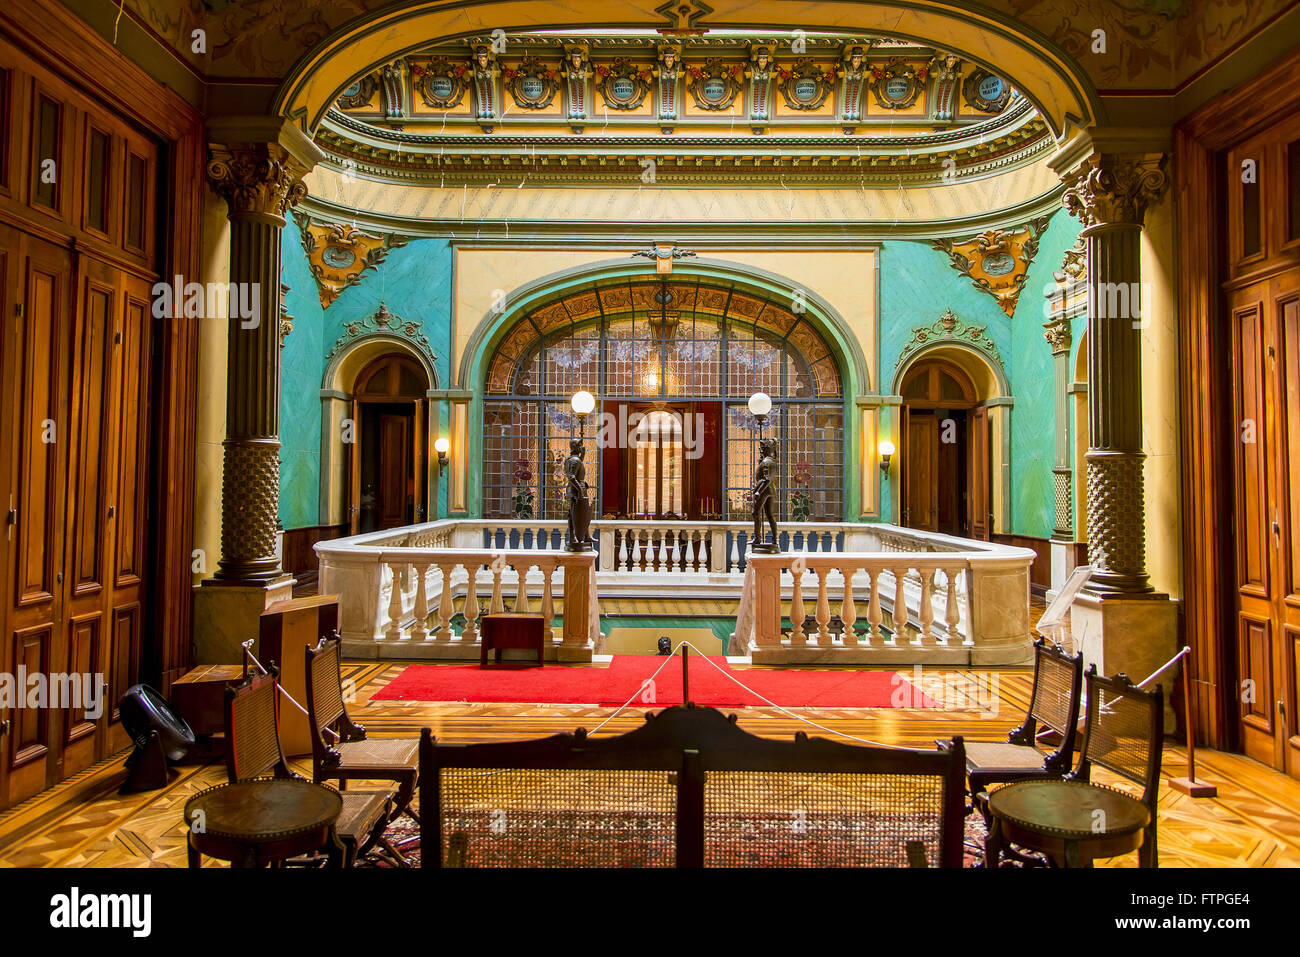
<box><xmin>260</xmin><ymin>595</ymin><xmax>340</xmax><ymax>755</ymax></box>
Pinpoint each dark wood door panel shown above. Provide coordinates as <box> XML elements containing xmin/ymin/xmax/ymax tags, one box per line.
<box><xmin>1233</xmin><ymin>296</ymin><xmax>1270</xmax><ymax>595</ymax></box>
<box><xmin>12</xmin><ymin>241</ymin><xmax>70</xmax><ymax>609</ymax></box>
<box><xmin>113</xmin><ymin>285</ymin><xmax>150</xmax><ymax>587</ymax></box>
<box><xmin>70</xmin><ymin>272</ymin><xmax>113</xmax><ymax>595</ymax></box>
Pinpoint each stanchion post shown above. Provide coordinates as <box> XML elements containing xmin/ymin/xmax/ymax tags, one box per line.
<box><xmin>682</xmin><ymin>644</ymin><xmax>690</xmax><ymax>706</ymax></box>
<box><xmin>1168</xmin><ymin>647</ymin><xmax>1217</xmax><ymax>797</ymax></box>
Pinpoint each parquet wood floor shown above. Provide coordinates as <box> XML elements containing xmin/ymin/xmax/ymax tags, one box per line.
<box><xmin>0</xmin><ymin>656</ymin><xmax>1297</xmax><ymax>867</ymax></box>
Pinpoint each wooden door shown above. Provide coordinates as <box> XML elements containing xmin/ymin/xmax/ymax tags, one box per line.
<box><xmin>904</xmin><ymin>413</ymin><xmax>937</xmax><ymax>530</ymax></box>
<box><xmin>1232</xmin><ymin>274</ymin><xmax>1300</xmax><ymax>776</ymax></box>
<box><xmin>2</xmin><ymin>230</ymin><xmax>72</xmax><ymax>805</ymax></box>
<box><xmin>348</xmin><ymin>398</ymin><xmax>360</xmax><ymax>534</ymax></box>
<box><xmin>412</xmin><ymin>399</ymin><xmax>424</xmax><ymax>523</ymax></box>
<box><xmin>969</xmin><ymin>406</ymin><xmax>991</xmax><ymax>540</ymax></box>
<box><xmin>377</xmin><ymin>413</ymin><xmax>410</xmax><ymax>529</ymax></box>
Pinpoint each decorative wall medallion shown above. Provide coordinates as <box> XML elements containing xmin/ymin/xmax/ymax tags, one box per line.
<box><xmin>870</xmin><ymin>57</ymin><xmax>926</xmax><ymax>109</ymax></box>
<box><xmin>337</xmin><ymin>74</ymin><xmax>378</xmax><ymax>110</ymax></box>
<box><xmin>930</xmin><ymin>216</ymin><xmax>1050</xmax><ymax>317</ymax></box>
<box><xmin>326</xmin><ymin>302</ymin><xmax>438</xmax><ymax>371</ymax></box>
<box><xmin>293</xmin><ymin>211</ymin><xmax>410</xmax><ymax>309</ymax></box>
<box><xmin>413</xmin><ymin>56</ymin><xmax>469</xmax><ymax>108</ymax></box>
<box><xmin>894</xmin><ymin>309</ymin><xmax>1003</xmax><ymax>372</ymax></box>
<box><xmin>596</xmin><ymin>58</ymin><xmax>651</xmax><ymax>110</ymax></box>
<box><xmin>686</xmin><ymin>57</ymin><xmax>742</xmax><ymax>110</ymax></box>
<box><xmin>778</xmin><ymin>58</ymin><xmax>832</xmax><ymax>110</ymax></box>
<box><xmin>962</xmin><ymin>68</ymin><xmax>1011</xmax><ymax>113</ymax></box>
<box><xmin>504</xmin><ymin>56</ymin><xmax>559</xmax><ymax>109</ymax></box>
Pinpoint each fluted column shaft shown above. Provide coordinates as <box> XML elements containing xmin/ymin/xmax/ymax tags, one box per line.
<box><xmin>1060</xmin><ymin>151</ymin><xmax>1169</xmax><ymax>596</ymax></box>
<box><xmin>207</xmin><ymin>135</ymin><xmax>312</xmax><ymax>583</ymax></box>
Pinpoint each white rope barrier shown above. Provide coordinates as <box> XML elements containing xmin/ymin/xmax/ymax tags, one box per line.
<box><xmin>588</xmin><ymin>640</ymin><xmax>902</xmax><ymax>748</ymax></box>
<box><xmin>240</xmin><ymin>639</ymin><xmax>339</xmax><ymax>743</ymax></box>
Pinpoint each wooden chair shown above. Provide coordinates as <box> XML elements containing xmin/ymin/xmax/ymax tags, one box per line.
<box><xmin>955</xmin><ymin>638</ymin><xmax>1083</xmax><ymax>809</ymax></box>
<box><xmin>986</xmin><ymin>666</ymin><xmax>1164</xmax><ymax>868</ymax></box>
<box><xmin>1066</xmin><ymin>667</ymin><xmax>1164</xmax><ymax>867</ymax></box>
<box><xmin>304</xmin><ymin>636</ymin><xmax>420</xmax><ymax>833</ymax></box>
<box><xmin>224</xmin><ymin>669</ymin><xmax>398</xmax><ymax>867</ymax></box>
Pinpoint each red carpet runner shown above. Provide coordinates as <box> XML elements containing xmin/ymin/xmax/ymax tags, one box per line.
<box><xmin>370</xmin><ymin>656</ymin><xmax>937</xmax><ymax>709</ymax></box>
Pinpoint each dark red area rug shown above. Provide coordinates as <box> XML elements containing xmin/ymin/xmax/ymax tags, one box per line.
<box><xmin>369</xmin><ymin>656</ymin><xmax>937</xmax><ymax>709</ymax></box>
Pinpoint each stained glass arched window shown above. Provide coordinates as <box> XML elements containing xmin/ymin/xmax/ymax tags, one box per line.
<box><xmin>482</xmin><ymin>276</ymin><xmax>844</xmax><ymax>521</ymax></box>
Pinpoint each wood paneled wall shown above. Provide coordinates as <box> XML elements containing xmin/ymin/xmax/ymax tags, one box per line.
<box><xmin>0</xmin><ymin>2</ymin><xmax>201</xmax><ymax>810</ymax></box>
<box><xmin>1177</xmin><ymin>47</ymin><xmax>1300</xmax><ymax>754</ymax></box>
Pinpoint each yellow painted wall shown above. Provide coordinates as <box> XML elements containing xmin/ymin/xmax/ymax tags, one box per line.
<box><xmin>1140</xmin><ymin>193</ymin><xmax>1182</xmax><ymax>600</ymax></box>
<box><xmin>451</xmin><ymin>246</ymin><xmax>877</xmax><ymax>390</ymax></box>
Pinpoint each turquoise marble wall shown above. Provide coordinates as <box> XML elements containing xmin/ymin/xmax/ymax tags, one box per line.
<box><xmin>1007</xmin><ymin>211</ymin><xmax>1084</xmax><ymax>540</ymax></box>
<box><xmin>877</xmin><ymin>208</ymin><xmax>1081</xmax><ymax>538</ymax></box>
<box><xmin>278</xmin><ymin>229</ymin><xmax>454</xmax><ymax>529</ymax></box>
<box><xmin>279</xmin><ymin>218</ymin><xmax>326</xmax><ymax>530</ymax></box>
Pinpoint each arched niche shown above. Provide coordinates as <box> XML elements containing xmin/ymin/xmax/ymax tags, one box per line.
<box><xmin>892</xmin><ymin>343</ymin><xmax>1012</xmax><ymax>536</ymax></box>
<box><xmin>319</xmin><ymin>335</ymin><xmax>438</xmax><ymax>530</ymax></box>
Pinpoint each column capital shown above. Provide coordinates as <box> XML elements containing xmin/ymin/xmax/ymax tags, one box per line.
<box><xmin>1059</xmin><ymin>151</ymin><xmax>1170</xmax><ymax>228</ymax></box>
<box><xmin>206</xmin><ymin>117</ymin><xmax>323</xmax><ymax>225</ymax></box>
<box><xmin>1043</xmin><ymin>317</ymin><xmax>1072</xmax><ymax>355</ymax></box>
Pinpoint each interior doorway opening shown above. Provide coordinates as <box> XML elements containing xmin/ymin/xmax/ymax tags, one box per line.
<box><xmin>899</xmin><ymin>358</ymin><xmax>989</xmax><ymax>539</ymax></box>
<box><xmin>349</xmin><ymin>354</ymin><xmax>429</xmax><ymax>533</ymax></box>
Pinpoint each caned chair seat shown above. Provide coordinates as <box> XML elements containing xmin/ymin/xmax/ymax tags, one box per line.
<box><xmin>963</xmin><ymin>741</ymin><xmax>1050</xmax><ymax>771</ymax></box>
<box><xmin>332</xmin><ymin>737</ymin><xmax>419</xmax><ymax>772</ymax></box>
<box><xmin>335</xmin><ymin>790</ymin><xmax>392</xmax><ymax>863</ymax></box>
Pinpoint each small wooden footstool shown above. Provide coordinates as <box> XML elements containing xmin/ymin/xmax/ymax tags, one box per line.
<box><xmin>480</xmin><ymin>613</ymin><xmax>546</xmax><ymax>668</ymax></box>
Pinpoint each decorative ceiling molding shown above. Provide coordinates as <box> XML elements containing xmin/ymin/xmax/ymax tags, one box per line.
<box><xmin>292</xmin><ymin>210</ymin><xmax>410</xmax><ymax>308</ymax></box>
<box><xmin>929</xmin><ymin>215</ymin><xmax>1051</xmax><ymax>318</ymax></box>
<box><xmin>326</xmin><ymin>302</ymin><xmax>439</xmax><ymax>368</ymax></box>
<box><xmin>894</xmin><ymin>309</ymin><xmax>1003</xmax><ymax>372</ymax></box>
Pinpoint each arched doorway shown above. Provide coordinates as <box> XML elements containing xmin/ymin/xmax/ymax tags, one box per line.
<box><xmin>899</xmin><ymin>358</ymin><xmax>989</xmax><ymax>538</ymax></box>
<box><xmin>349</xmin><ymin>353</ymin><xmax>430</xmax><ymax>533</ymax></box>
<box><xmin>478</xmin><ymin>273</ymin><xmax>846</xmax><ymax>522</ymax></box>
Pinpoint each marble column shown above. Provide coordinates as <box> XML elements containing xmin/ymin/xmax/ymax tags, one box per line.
<box><xmin>192</xmin><ymin>120</ymin><xmax>322</xmax><ymax>663</ymax></box>
<box><xmin>1043</xmin><ymin>316</ymin><xmax>1073</xmax><ymax>541</ymax></box>
<box><xmin>205</xmin><ymin>130</ymin><xmax>313</xmax><ymax>583</ymax></box>
<box><xmin>1059</xmin><ymin>151</ymin><xmax>1169</xmax><ymax>597</ymax></box>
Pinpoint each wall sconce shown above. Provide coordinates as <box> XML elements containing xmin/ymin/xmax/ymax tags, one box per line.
<box><xmin>434</xmin><ymin>436</ymin><xmax>450</xmax><ymax>470</ymax></box>
<box><xmin>878</xmin><ymin>439</ymin><xmax>896</xmax><ymax>475</ymax></box>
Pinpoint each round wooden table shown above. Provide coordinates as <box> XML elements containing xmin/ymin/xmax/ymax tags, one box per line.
<box><xmin>986</xmin><ymin>779</ymin><xmax>1150</xmax><ymax>868</ymax></box>
<box><xmin>184</xmin><ymin>779</ymin><xmax>344</xmax><ymax>868</ymax></box>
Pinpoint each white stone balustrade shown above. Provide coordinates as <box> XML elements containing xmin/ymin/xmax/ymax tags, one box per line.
<box><xmin>316</xmin><ymin>518</ymin><xmax>1030</xmax><ymax>664</ymax></box>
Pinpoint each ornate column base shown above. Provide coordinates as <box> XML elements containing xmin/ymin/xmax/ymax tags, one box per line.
<box><xmin>192</xmin><ymin>575</ymin><xmax>297</xmax><ymax>665</ymax></box>
<box><xmin>1070</xmin><ymin>590</ymin><xmax>1178</xmax><ymax>731</ymax></box>
<box><xmin>1084</xmin><ymin>450</ymin><xmax>1154</xmax><ymax>595</ymax></box>
<box><xmin>215</xmin><ymin>440</ymin><xmax>283</xmax><ymax>582</ymax></box>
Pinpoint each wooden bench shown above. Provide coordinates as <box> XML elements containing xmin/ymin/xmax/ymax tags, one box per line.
<box><xmin>420</xmin><ymin>705</ymin><xmax>966</xmax><ymax>867</ymax></box>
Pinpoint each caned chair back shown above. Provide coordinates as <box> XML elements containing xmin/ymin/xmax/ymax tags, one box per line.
<box><xmin>1075</xmin><ymin>666</ymin><xmax>1164</xmax><ymax>808</ymax></box>
<box><xmin>224</xmin><ymin>670</ymin><xmax>291</xmax><ymax>783</ymax></box>
<box><xmin>1027</xmin><ymin>638</ymin><xmax>1083</xmax><ymax>738</ymax></box>
<box><xmin>305</xmin><ymin>636</ymin><xmax>348</xmax><ymax>746</ymax></box>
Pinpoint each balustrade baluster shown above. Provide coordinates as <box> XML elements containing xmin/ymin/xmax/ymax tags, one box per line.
<box><xmin>540</xmin><ymin>561</ymin><xmax>555</xmax><ymax>645</ymax></box>
<box><xmin>436</xmin><ymin>564</ymin><xmax>456</xmax><ymax>641</ymax></box>
<box><xmin>514</xmin><ymin>564</ymin><xmax>532</xmax><ymax>612</ymax></box>
<box><xmin>385</xmin><ymin>561</ymin><xmax>405</xmax><ymax>640</ymax></box>
<box><xmin>892</xmin><ymin>567</ymin><xmax>910</xmax><ymax>645</ymax></box>
<box><xmin>946</xmin><ymin>567</ymin><xmax>963</xmax><ymax>644</ymax></box>
<box><xmin>490</xmin><ymin>562</ymin><xmax>505</xmax><ymax>614</ymax></box>
<box><xmin>684</xmin><ymin>535</ymin><xmax>696</xmax><ymax>572</ymax></box>
<box><xmin>790</xmin><ymin>565</ymin><xmax>806</xmax><ymax>645</ymax></box>
<box><xmin>918</xmin><ymin>569</ymin><xmax>935</xmax><ymax>645</ymax></box>
<box><xmin>867</xmin><ymin>567</ymin><xmax>883</xmax><ymax>644</ymax></box>
<box><xmin>462</xmin><ymin>565</ymin><xmax>480</xmax><ymax>643</ymax></box>
<box><xmin>638</xmin><ymin>534</ymin><xmax>649</xmax><ymax>572</ymax></box>
<box><xmin>815</xmin><ymin>568</ymin><xmax>831</xmax><ymax>642</ymax></box>
<box><xmin>841</xmin><ymin>565</ymin><xmax>858</xmax><ymax>645</ymax></box>
<box><xmin>410</xmin><ymin>562</ymin><xmax>431</xmax><ymax>640</ymax></box>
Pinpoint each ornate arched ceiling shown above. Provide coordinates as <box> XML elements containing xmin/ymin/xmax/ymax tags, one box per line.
<box><xmin>315</xmin><ymin>30</ymin><xmax>1053</xmax><ymax>187</ymax></box>
<box><xmin>121</xmin><ymin>0</ymin><xmax>1289</xmax><ymax>98</ymax></box>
